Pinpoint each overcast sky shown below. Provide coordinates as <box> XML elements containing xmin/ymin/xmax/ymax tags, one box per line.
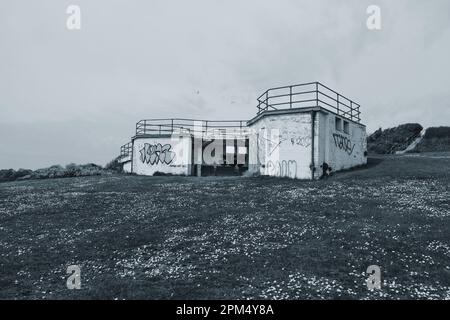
<box><xmin>1</xmin><ymin>0</ymin><xmax>449</xmax><ymax>169</ymax></box>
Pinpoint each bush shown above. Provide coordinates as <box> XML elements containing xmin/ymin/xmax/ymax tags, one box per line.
<box><xmin>33</xmin><ymin>165</ymin><xmax>66</xmax><ymax>179</ymax></box>
<box><xmin>412</xmin><ymin>126</ymin><xmax>450</xmax><ymax>153</ymax></box>
<box><xmin>0</xmin><ymin>169</ymin><xmax>33</xmax><ymax>183</ymax></box>
<box><xmin>105</xmin><ymin>157</ymin><xmax>123</xmax><ymax>173</ymax></box>
<box><xmin>0</xmin><ymin>163</ymin><xmax>108</xmax><ymax>183</ymax></box>
<box><xmin>76</xmin><ymin>163</ymin><xmax>104</xmax><ymax>176</ymax></box>
<box><xmin>424</xmin><ymin>127</ymin><xmax>450</xmax><ymax>139</ymax></box>
<box><xmin>153</xmin><ymin>171</ymin><xmax>174</xmax><ymax>176</ymax></box>
<box><xmin>367</xmin><ymin>123</ymin><xmax>423</xmax><ymax>154</ymax></box>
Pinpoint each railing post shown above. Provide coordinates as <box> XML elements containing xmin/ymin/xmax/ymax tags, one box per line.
<box><xmin>289</xmin><ymin>86</ymin><xmax>292</xmax><ymax>108</ymax></box>
<box><xmin>350</xmin><ymin>101</ymin><xmax>353</xmax><ymax>120</ymax></box>
<box><xmin>266</xmin><ymin>91</ymin><xmax>269</xmax><ymax>111</ymax></box>
<box><xmin>159</xmin><ymin>125</ymin><xmax>161</xmax><ymax>135</ymax></box>
<box><xmin>337</xmin><ymin>95</ymin><xmax>340</xmax><ymax>115</ymax></box>
<box><xmin>315</xmin><ymin>82</ymin><xmax>319</xmax><ymax>106</ymax></box>
<box><xmin>171</xmin><ymin>119</ymin><xmax>174</xmax><ymax>134</ymax></box>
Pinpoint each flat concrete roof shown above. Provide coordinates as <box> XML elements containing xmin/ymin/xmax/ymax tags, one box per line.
<box><xmin>247</xmin><ymin>105</ymin><xmax>366</xmax><ymax>127</ymax></box>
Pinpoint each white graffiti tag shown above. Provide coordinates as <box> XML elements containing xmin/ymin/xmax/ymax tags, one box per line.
<box><xmin>267</xmin><ymin>160</ymin><xmax>297</xmax><ymax>178</ymax></box>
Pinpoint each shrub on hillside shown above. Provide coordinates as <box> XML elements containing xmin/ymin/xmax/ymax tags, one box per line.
<box><xmin>33</xmin><ymin>165</ymin><xmax>67</xmax><ymax>179</ymax></box>
<box><xmin>0</xmin><ymin>164</ymin><xmax>107</xmax><ymax>183</ymax></box>
<box><xmin>105</xmin><ymin>157</ymin><xmax>123</xmax><ymax>173</ymax></box>
<box><xmin>367</xmin><ymin>123</ymin><xmax>423</xmax><ymax>154</ymax></box>
<box><xmin>423</xmin><ymin>127</ymin><xmax>450</xmax><ymax>139</ymax></box>
<box><xmin>0</xmin><ymin>169</ymin><xmax>33</xmax><ymax>183</ymax></box>
<box><xmin>411</xmin><ymin>126</ymin><xmax>450</xmax><ymax>153</ymax></box>
<box><xmin>76</xmin><ymin>163</ymin><xmax>104</xmax><ymax>176</ymax></box>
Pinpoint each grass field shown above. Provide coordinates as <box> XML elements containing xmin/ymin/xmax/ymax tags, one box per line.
<box><xmin>1</xmin><ymin>154</ymin><xmax>449</xmax><ymax>300</ymax></box>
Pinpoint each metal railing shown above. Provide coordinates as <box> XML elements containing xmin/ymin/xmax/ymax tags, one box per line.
<box><xmin>119</xmin><ymin>142</ymin><xmax>132</xmax><ymax>158</ymax></box>
<box><xmin>135</xmin><ymin>118</ymin><xmax>249</xmax><ymax>137</ymax></box>
<box><xmin>256</xmin><ymin>82</ymin><xmax>361</xmax><ymax>122</ymax></box>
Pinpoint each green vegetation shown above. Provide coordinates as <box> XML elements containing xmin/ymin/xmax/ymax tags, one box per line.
<box><xmin>1</xmin><ymin>154</ymin><xmax>449</xmax><ymax>299</ymax></box>
<box><xmin>0</xmin><ymin>163</ymin><xmax>119</xmax><ymax>183</ymax></box>
<box><xmin>411</xmin><ymin>127</ymin><xmax>450</xmax><ymax>153</ymax></box>
<box><xmin>367</xmin><ymin>123</ymin><xmax>423</xmax><ymax>154</ymax></box>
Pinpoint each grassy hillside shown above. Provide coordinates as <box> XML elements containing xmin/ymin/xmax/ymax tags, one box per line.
<box><xmin>411</xmin><ymin>127</ymin><xmax>450</xmax><ymax>153</ymax></box>
<box><xmin>0</xmin><ymin>163</ymin><xmax>118</xmax><ymax>183</ymax></box>
<box><xmin>367</xmin><ymin>123</ymin><xmax>423</xmax><ymax>154</ymax></box>
<box><xmin>1</xmin><ymin>154</ymin><xmax>450</xmax><ymax>299</ymax></box>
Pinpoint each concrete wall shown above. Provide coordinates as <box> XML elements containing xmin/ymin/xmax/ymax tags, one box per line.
<box><xmin>122</xmin><ymin>161</ymin><xmax>132</xmax><ymax>173</ymax></box>
<box><xmin>126</xmin><ymin>108</ymin><xmax>366</xmax><ymax>179</ymax></box>
<box><xmin>312</xmin><ymin>111</ymin><xmax>322</xmax><ymax>179</ymax></box>
<box><xmin>248</xmin><ymin>109</ymin><xmax>367</xmax><ymax>179</ymax></box>
<box><xmin>118</xmin><ymin>154</ymin><xmax>132</xmax><ymax>173</ymax></box>
<box><xmin>248</xmin><ymin>112</ymin><xmax>313</xmax><ymax>179</ymax></box>
<box><xmin>132</xmin><ymin>135</ymin><xmax>192</xmax><ymax>176</ymax></box>
<box><xmin>319</xmin><ymin>112</ymin><xmax>367</xmax><ymax>172</ymax></box>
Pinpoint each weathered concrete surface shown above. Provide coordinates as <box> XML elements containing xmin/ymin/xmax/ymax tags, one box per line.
<box><xmin>122</xmin><ymin>161</ymin><xmax>132</xmax><ymax>173</ymax></box>
<box><xmin>248</xmin><ymin>113</ymin><xmax>313</xmax><ymax>179</ymax></box>
<box><xmin>127</xmin><ymin>108</ymin><xmax>367</xmax><ymax>179</ymax></box>
<box><xmin>132</xmin><ymin>135</ymin><xmax>192</xmax><ymax>176</ymax></box>
<box><xmin>248</xmin><ymin>108</ymin><xmax>367</xmax><ymax>179</ymax></box>
<box><xmin>320</xmin><ymin>112</ymin><xmax>367</xmax><ymax>173</ymax></box>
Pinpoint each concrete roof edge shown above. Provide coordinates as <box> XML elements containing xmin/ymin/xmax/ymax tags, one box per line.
<box><xmin>247</xmin><ymin>106</ymin><xmax>366</xmax><ymax>127</ymax></box>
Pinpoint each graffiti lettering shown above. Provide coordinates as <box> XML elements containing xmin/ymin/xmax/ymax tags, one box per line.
<box><xmin>333</xmin><ymin>133</ymin><xmax>355</xmax><ymax>155</ymax></box>
<box><xmin>267</xmin><ymin>160</ymin><xmax>297</xmax><ymax>178</ymax></box>
<box><xmin>258</xmin><ymin>135</ymin><xmax>310</xmax><ymax>164</ymax></box>
<box><xmin>290</xmin><ymin>136</ymin><xmax>311</xmax><ymax>147</ymax></box>
<box><xmin>139</xmin><ymin>143</ymin><xmax>175</xmax><ymax>165</ymax></box>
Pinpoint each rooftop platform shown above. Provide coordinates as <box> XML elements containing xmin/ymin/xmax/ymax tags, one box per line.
<box><xmin>134</xmin><ymin>119</ymin><xmax>250</xmax><ymax>138</ymax></box>
<box><xmin>256</xmin><ymin>81</ymin><xmax>361</xmax><ymax>123</ymax></box>
<box><xmin>118</xmin><ymin>82</ymin><xmax>363</xmax><ymax>158</ymax></box>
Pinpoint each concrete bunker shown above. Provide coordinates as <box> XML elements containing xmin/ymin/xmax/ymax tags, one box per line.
<box><xmin>118</xmin><ymin>82</ymin><xmax>367</xmax><ymax>180</ymax></box>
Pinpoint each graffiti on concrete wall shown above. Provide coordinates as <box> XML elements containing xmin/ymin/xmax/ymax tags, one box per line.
<box><xmin>290</xmin><ymin>136</ymin><xmax>311</xmax><ymax>147</ymax></box>
<box><xmin>255</xmin><ymin>127</ymin><xmax>308</xmax><ymax>178</ymax></box>
<box><xmin>257</xmin><ymin>134</ymin><xmax>310</xmax><ymax>162</ymax></box>
<box><xmin>267</xmin><ymin>160</ymin><xmax>297</xmax><ymax>178</ymax></box>
<box><xmin>282</xmin><ymin>127</ymin><xmax>311</xmax><ymax>148</ymax></box>
<box><xmin>257</xmin><ymin>135</ymin><xmax>283</xmax><ymax>156</ymax></box>
<box><xmin>257</xmin><ymin>135</ymin><xmax>278</xmax><ymax>164</ymax></box>
<box><xmin>333</xmin><ymin>133</ymin><xmax>355</xmax><ymax>155</ymax></box>
<box><xmin>139</xmin><ymin>143</ymin><xmax>175</xmax><ymax>165</ymax></box>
